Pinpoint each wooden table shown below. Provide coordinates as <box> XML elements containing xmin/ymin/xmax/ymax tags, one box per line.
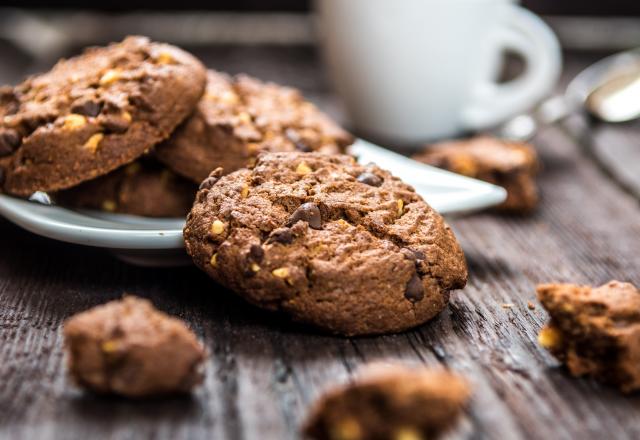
<box><xmin>1</xmin><ymin>46</ymin><xmax>640</xmax><ymax>440</ymax></box>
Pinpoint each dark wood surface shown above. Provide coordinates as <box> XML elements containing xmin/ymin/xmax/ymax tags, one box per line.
<box><xmin>2</xmin><ymin>46</ymin><xmax>640</xmax><ymax>440</ymax></box>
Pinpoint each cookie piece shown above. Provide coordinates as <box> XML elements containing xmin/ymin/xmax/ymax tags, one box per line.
<box><xmin>156</xmin><ymin>70</ymin><xmax>353</xmax><ymax>183</ymax></box>
<box><xmin>0</xmin><ymin>36</ymin><xmax>206</xmax><ymax>196</ymax></box>
<box><xmin>413</xmin><ymin>136</ymin><xmax>539</xmax><ymax>212</ymax></box>
<box><xmin>537</xmin><ymin>281</ymin><xmax>640</xmax><ymax>393</ymax></box>
<box><xmin>55</xmin><ymin>159</ymin><xmax>197</xmax><ymax>218</ymax></box>
<box><xmin>64</xmin><ymin>296</ymin><xmax>206</xmax><ymax>397</ymax></box>
<box><xmin>302</xmin><ymin>363</ymin><xmax>471</xmax><ymax>440</ymax></box>
<box><xmin>184</xmin><ymin>152</ymin><xmax>467</xmax><ymax>336</ymax></box>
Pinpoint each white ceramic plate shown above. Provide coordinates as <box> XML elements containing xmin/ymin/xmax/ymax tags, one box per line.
<box><xmin>0</xmin><ymin>139</ymin><xmax>506</xmax><ymax>266</ymax></box>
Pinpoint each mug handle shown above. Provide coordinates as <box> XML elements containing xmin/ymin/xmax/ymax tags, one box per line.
<box><xmin>461</xmin><ymin>6</ymin><xmax>562</xmax><ymax>130</ymax></box>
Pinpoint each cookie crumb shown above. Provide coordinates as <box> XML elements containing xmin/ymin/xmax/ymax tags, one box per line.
<box><xmin>413</xmin><ymin>136</ymin><xmax>539</xmax><ymax>213</ymax></box>
<box><xmin>63</xmin><ymin>296</ymin><xmax>206</xmax><ymax>397</ymax></box>
<box><xmin>501</xmin><ymin>303</ymin><xmax>514</xmax><ymax>309</ymax></box>
<box><xmin>302</xmin><ymin>363</ymin><xmax>470</xmax><ymax>440</ymax></box>
<box><xmin>527</xmin><ymin>301</ymin><xmax>536</xmax><ymax>310</ymax></box>
<box><xmin>537</xmin><ymin>281</ymin><xmax>640</xmax><ymax>393</ymax></box>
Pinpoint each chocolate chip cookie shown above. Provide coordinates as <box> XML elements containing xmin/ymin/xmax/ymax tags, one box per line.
<box><xmin>537</xmin><ymin>281</ymin><xmax>640</xmax><ymax>393</ymax></box>
<box><xmin>184</xmin><ymin>152</ymin><xmax>467</xmax><ymax>336</ymax></box>
<box><xmin>0</xmin><ymin>36</ymin><xmax>206</xmax><ymax>196</ymax></box>
<box><xmin>302</xmin><ymin>363</ymin><xmax>471</xmax><ymax>440</ymax></box>
<box><xmin>156</xmin><ymin>70</ymin><xmax>353</xmax><ymax>183</ymax></box>
<box><xmin>64</xmin><ymin>296</ymin><xmax>206</xmax><ymax>397</ymax></box>
<box><xmin>413</xmin><ymin>136</ymin><xmax>539</xmax><ymax>213</ymax></box>
<box><xmin>55</xmin><ymin>159</ymin><xmax>197</xmax><ymax>218</ymax></box>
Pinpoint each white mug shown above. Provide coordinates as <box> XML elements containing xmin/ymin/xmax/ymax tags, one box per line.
<box><xmin>315</xmin><ymin>0</ymin><xmax>562</xmax><ymax>147</ymax></box>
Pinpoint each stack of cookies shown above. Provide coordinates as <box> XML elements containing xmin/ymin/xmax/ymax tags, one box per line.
<box><xmin>0</xmin><ymin>36</ymin><xmax>353</xmax><ymax>217</ymax></box>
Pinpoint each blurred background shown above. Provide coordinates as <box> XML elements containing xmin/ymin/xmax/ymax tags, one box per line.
<box><xmin>0</xmin><ymin>0</ymin><xmax>638</xmax><ymax>132</ymax></box>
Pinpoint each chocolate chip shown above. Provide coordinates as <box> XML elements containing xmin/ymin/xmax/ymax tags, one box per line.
<box><xmin>270</xmin><ymin>228</ymin><xmax>293</xmax><ymax>244</ymax></box>
<box><xmin>249</xmin><ymin>244</ymin><xmax>264</xmax><ymax>262</ymax></box>
<box><xmin>128</xmin><ymin>94</ymin><xmax>154</xmax><ymax>112</ymax></box>
<box><xmin>101</xmin><ymin>115</ymin><xmax>130</xmax><ymax>134</ymax></box>
<box><xmin>401</xmin><ymin>248</ymin><xmax>426</xmax><ymax>261</ymax></box>
<box><xmin>199</xmin><ymin>168</ymin><xmax>224</xmax><ymax>191</ymax></box>
<box><xmin>400</xmin><ymin>248</ymin><xmax>417</xmax><ymax>261</ymax></box>
<box><xmin>4</xmin><ymin>101</ymin><xmax>19</xmax><ymax>116</ymax></box>
<box><xmin>71</xmin><ymin>99</ymin><xmax>102</xmax><ymax>117</ymax></box>
<box><xmin>289</xmin><ymin>203</ymin><xmax>322</xmax><ymax>230</ymax></box>
<box><xmin>405</xmin><ymin>273</ymin><xmax>425</xmax><ymax>302</ymax></box>
<box><xmin>285</xmin><ymin>128</ymin><xmax>313</xmax><ymax>152</ymax></box>
<box><xmin>412</xmin><ymin>249</ymin><xmax>426</xmax><ymax>260</ymax></box>
<box><xmin>199</xmin><ymin>176</ymin><xmax>217</xmax><ymax>190</ymax></box>
<box><xmin>294</xmin><ymin>140</ymin><xmax>312</xmax><ymax>152</ymax></box>
<box><xmin>356</xmin><ymin>172</ymin><xmax>383</xmax><ymax>187</ymax></box>
<box><xmin>0</xmin><ymin>128</ymin><xmax>21</xmax><ymax>156</ymax></box>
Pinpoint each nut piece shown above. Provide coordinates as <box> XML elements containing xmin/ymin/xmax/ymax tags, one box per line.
<box><xmin>210</xmin><ymin>253</ymin><xmax>217</xmax><ymax>267</ymax></box>
<box><xmin>83</xmin><ymin>133</ymin><xmax>104</xmax><ymax>153</ymax></box>
<box><xmin>99</xmin><ymin>69</ymin><xmax>121</xmax><ymax>86</ymax></box>
<box><xmin>394</xmin><ymin>427</ymin><xmax>423</xmax><ymax>440</ymax></box>
<box><xmin>63</xmin><ymin>296</ymin><xmax>206</xmax><ymax>397</ymax></box>
<box><xmin>537</xmin><ymin>281</ymin><xmax>640</xmax><ymax>393</ymax></box>
<box><xmin>302</xmin><ymin>363</ymin><xmax>470</xmax><ymax>440</ymax></box>
<box><xmin>210</xmin><ymin>220</ymin><xmax>225</xmax><ymax>235</ymax></box>
<box><xmin>396</xmin><ymin>199</ymin><xmax>404</xmax><ymax>217</ymax></box>
<box><xmin>272</xmin><ymin>267</ymin><xmax>289</xmax><ymax>278</ymax></box>
<box><xmin>63</xmin><ymin>114</ymin><xmax>87</xmax><ymax>130</ymax></box>
<box><xmin>237</xmin><ymin>111</ymin><xmax>251</xmax><ymax>124</ymax></box>
<box><xmin>296</xmin><ymin>161</ymin><xmax>312</xmax><ymax>175</ymax></box>
<box><xmin>538</xmin><ymin>325</ymin><xmax>563</xmax><ymax>350</ymax></box>
<box><xmin>101</xmin><ymin>200</ymin><xmax>117</xmax><ymax>212</ymax></box>
<box><xmin>155</xmin><ymin>51</ymin><xmax>175</xmax><ymax>65</ymax></box>
<box><xmin>241</xmin><ymin>184</ymin><xmax>249</xmax><ymax>199</ymax></box>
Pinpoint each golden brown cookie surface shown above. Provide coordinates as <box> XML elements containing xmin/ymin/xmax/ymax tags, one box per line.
<box><xmin>156</xmin><ymin>70</ymin><xmax>353</xmax><ymax>183</ymax></box>
<box><xmin>0</xmin><ymin>36</ymin><xmax>206</xmax><ymax>196</ymax></box>
<box><xmin>184</xmin><ymin>152</ymin><xmax>467</xmax><ymax>336</ymax></box>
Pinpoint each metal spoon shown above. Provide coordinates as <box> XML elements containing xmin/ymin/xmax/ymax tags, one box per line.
<box><xmin>500</xmin><ymin>48</ymin><xmax>640</xmax><ymax>141</ymax></box>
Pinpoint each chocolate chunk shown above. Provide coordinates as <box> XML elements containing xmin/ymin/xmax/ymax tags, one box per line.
<box><xmin>199</xmin><ymin>176</ymin><xmax>218</xmax><ymax>190</ymax></box>
<box><xmin>0</xmin><ymin>128</ymin><xmax>21</xmax><ymax>156</ymax></box>
<box><xmin>128</xmin><ymin>93</ymin><xmax>154</xmax><ymax>112</ymax></box>
<box><xmin>401</xmin><ymin>248</ymin><xmax>417</xmax><ymax>261</ymax></box>
<box><xmin>411</xmin><ymin>249</ymin><xmax>426</xmax><ymax>261</ymax></box>
<box><xmin>249</xmin><ymin>244</ymin><xmax>264</xmax><ymax>262</ymax></box>
<box><xmin>356</xmin><ymin>172</ymin><xmax>383</xmax><ymax>187</ymax></box>
<box><xmin>71</xmin><ymin>99</ymin><xmax>102</xmax><ymax>117</ymax></box>
<box><xmin>0</xmin><ymin>167</ymin><xmax>5</xmax><ymax>186</ymax></box>
<box><xmin>294</xmin><ymin>140</ymin><xmax>313</xmax><ymax>153</ymax></box>
<box><xmin>400</xmin><ymin>248</ymin><xmax>425</xmax><ymax>263</ymax></box>
<box><xmin>101</xmin><ymin>114</ymin><xmax>131</xmax><ymax>133</ymax></box>
<box><xmin>270</xmin><ymin>228</ymin><xmax>294</xmax><ymax>244</ymax></box>
<box><xmin>289</xmin><ymin>202</ymin><xmax>322</xmax><ymax>230</ymax></box>
<box><xmin>286</xmin><ymin>128</ymin><xmax>313</xmax><ymax>152</ymax></box>
<box><xmin>199</xmin><ymin>168</ymin><xmax>224</xmax><ymax>190</ymax></box>
<box><xmin>405</xmin><ymin>273</ymin><xmax>425</xmax><ymax>302</ymax></box>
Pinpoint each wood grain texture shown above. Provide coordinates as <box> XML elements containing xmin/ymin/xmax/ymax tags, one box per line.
<box><xmin>2</xmin><ymin>47</ymin><xmax>640</xmax><ymax>440</ymax></box>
